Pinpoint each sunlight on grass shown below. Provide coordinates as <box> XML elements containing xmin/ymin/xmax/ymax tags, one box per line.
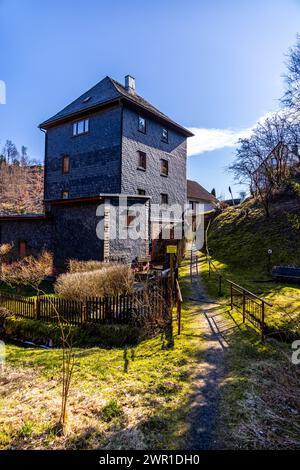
<box><xmin>0</xmin><ymin>261</ymin><xmax>205</xmax><ymax>450</ymax></box>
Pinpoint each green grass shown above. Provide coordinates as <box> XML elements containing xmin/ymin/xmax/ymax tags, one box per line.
<box><xmin>198</xmin><ymin>197</ymin><xmax>300</xmax><ymax>448</ymax></box>
<box><xmin>0</xmin><ymin>280</ymin><xmax>55</xmax><ymax>298</ymax></box>
<box><xmin>197</xmin><ymin>254</ymin><xmax>300</xmax><ymax>449</ymax></box>
<box><xmin>0</xmin><ymin>260</ymin><xmax>206</xmax><ymax>450</ymax></box>
<box><xmin>205</xmin><ymin>199</ymin><xmax>300</xmax><ymax>337</ymax></box>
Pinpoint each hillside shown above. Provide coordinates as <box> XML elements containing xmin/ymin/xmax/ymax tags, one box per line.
<box><xmin>0</xmin><ymin>164</ymin><xmax>44</xmax><ymax>215</ymax></box>
<box><xmin>208</xmin><ymin>196</ymin><xmax>300</xmax><ymax>271</ymax></box>
<box><xmin>205</xmin><ymin>194</ymin><xmax>300</xmax><ymax>338</ymax></box>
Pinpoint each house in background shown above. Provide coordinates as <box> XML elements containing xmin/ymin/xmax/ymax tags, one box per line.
<box><xmin>0</xmin><ymin>75</ymin><xmax>193</xmax><ymax>269</ymax></box>
<box><xmin>187</xmin><ymin>179</ymin><xmax>217</xmax><ymax>213</ymax></box>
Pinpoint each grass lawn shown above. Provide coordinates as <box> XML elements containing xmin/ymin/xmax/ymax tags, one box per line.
<box><xmin>0</xmin><ymin>260</ymin><xmax>206</xmax><ymax>450</ymax></box>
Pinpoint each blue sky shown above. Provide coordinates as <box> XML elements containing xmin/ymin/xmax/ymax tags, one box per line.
<box><xmin>1</xmin><ymin>0</ymin><xmax>300</xmax><ymax>199</ymax></box>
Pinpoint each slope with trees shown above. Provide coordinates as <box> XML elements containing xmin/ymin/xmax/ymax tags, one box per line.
<box><xmin>0</xmin><ymin>140</ymin><xmax>44</xmax><ymax>214</ymax></box>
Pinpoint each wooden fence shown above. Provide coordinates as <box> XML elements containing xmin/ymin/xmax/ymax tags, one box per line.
<box><xmin>0</xmin><ymin>283</ymin><xmax>169</xmax><ymax>327</ymax></box>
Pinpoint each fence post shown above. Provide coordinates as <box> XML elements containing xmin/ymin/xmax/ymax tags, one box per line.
<box><xmin>36</xmin><ymin>296</ymin><xmax>41</xmax><ymax>320</ymax></box>
<box><xmin>230</xmin><ymin>283</ymin><xmax>233</xmax><ymax>310</ymax></box>
<box><xmin>242</xmin><ymin>290</ymin><xmax>246</xmax><ymax>323</ymax></box>
<box><xmin>261</xmin><ymin>301</ymin><xmax>265</xmax><ymax>342</ymax></box>
<box><xmin>177</xmin><ymin>299</ymin><xmax>181</xmax><ymax>335</ymax></box>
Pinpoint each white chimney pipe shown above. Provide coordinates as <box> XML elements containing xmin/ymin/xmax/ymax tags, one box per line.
<box><xmin>125</xmin><ymin>75</ymin><xmax>135</xmax><ymax>93</ymax></box>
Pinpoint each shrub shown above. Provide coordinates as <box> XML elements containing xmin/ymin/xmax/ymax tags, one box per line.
<box><xmin>68</xmin><ymin>259</ymin><xmax>116</xmax><ymax>273</ymax></box>
<box><xmin>55</xmin><ymin>264</ymin><xmax>134</xmax><ymax>301</ymax></box>
<box><xmin>1</xmin><ymin>251</ymin><xmax>53</xmax><ymax>290</ymax></box>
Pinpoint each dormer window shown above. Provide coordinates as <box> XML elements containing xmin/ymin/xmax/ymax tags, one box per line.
<box><xmin>73</xmin><ymin>118</ymin><xmax>89</xmax><ymax>136</ymax></box>
<box><xmin>162</xmin><ymin>128</ymin><xmax>168</xmax><ymax>143</ymax></box>
<box><xmin>138</xmin><ymin>116</ymin><xmax>146</xmax><ymax>133</ymax></box>
<box><xmin>62</xmin><ymin>190</ymin><xmax>69</xmax><ymax>200</ymax></box>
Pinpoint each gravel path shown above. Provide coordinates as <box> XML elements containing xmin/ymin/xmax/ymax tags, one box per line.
<box><xmin>185</xmin><ymin>274</ymin><xmax>234</xmax><ymax>450</ymax></box>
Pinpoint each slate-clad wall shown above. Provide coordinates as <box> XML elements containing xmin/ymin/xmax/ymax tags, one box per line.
<box><xmin>107</xmin><ymin>197</ymin><xmax>149</xmax><ymax>263</ymax></box>
<box><xmin>0</xmin><ymin>219</ymin><xmax>53</xmax><ymax>260</ymax></box>
<box><xmin>50</xmin><ymin>203</ymin><xmax>104</xmax><ymax>269</ymax></box>
<box><xmin>121</xmin><ymin>106</ymin><xmax>187</xmax><ymax>207</ymax></box>
<box><xmin>45</xmin><ymin>105</ymin><xmax>122</xmax><ymax>200</ymax></box>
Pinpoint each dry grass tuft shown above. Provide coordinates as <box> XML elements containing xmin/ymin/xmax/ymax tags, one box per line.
<box><xmin>227</xmin><ymin>351</ymin><xmax>300</xmax><ymax>449</ymax></box>
<box><xmin>55</xmin><ymin>264</ymin><xmax>134</xmax><ymax>300</ymax></box>
<box><xmin>68</xmin><ymin>260</ymin><xmax>116</xmax><ymax>274</ymax></box>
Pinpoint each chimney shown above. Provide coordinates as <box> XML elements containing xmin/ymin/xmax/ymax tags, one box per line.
<box><xmin>125</xmin><ymin>75</ymin><xmax>135</xmax><ymax>93</ymax></box>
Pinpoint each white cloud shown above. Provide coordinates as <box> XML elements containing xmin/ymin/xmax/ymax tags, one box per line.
<box><xmin>187</xmin><ymin>111</ymin><xmax>278</xmax><ymax>157</ymax></box>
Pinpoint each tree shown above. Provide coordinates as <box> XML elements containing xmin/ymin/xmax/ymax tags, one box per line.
<box><xmin>283</xmin><ymin>34</ymin><xmax>300</xmax><ymax>112</ymax></box>
<box><xmin>211</xmin><ymin>188</ymin><xmax>216</xmax><ymax>197</ymax></box>
<box><xmin>0</xmin><ymin>140</ymin><xmax>44</xmax><ymax>215</ymax></box>
<box><xmin>1</xmin><ymin>140</ymin><xmax>19</xmax><ymax>165</ymax></box>
<box><xmin>229</xmin><ymin>113</ymin><xmax>299</xmax><ymax>217</ymax></box>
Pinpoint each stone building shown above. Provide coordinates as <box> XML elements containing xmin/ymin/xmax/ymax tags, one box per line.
<box><xmin>0</xmin><ymin>75</ymin><xmax>193</xmax><ymax>269</ymax></box>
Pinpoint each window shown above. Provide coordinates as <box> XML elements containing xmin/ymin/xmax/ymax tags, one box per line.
<box><xmin>138</xmin><ymin>116</ymin><xmax>146</xmax><ymax>133</ymax></box>
<box><xmin>137</xmin><ymin>189</ymin><xmax>146</xmax><ymax>195</ymax></box>
<box><xmin>160</xmin><ymin>159</ymin><xmax>169</xmax><ymax>176</ymax></box>
<box><xmin>161</xmin><ymin>193</ymin><xmax>168</xmax><ymax>205</ymax></box>
<box><xmin>73</xmin><ymin>118</ymin><xmax>89</xmax><ymax>136</ymax></box>
<box><xmin>137</xmin><ymin>151</ymin><xmax>146</xmax><ymax>170</ymax></box>
<box><xmin>127</xmin><ymin>209</ymin><xmax>136</xmax><ymax>227</ymax></box>
<box><xmin>18</xmin><ymin>240</ymin><xmax>27</xmax><ymax>258</ymax></box>
<box><xmin>162</xmin><ymin>128</ymin><xmax>168</xmax><ymax>143</ymax></box>
<box><xmin>62</xmin><ymin>190</ymin><xmax>69</xmax><ymax>199</ymax></box>
<box><xmin>189</xmin><ymin>201</ymin><xmax>196</xmax><ymax>210</ymax></box>
<box><xmin>62</xmin><ymin>155</ymin><xmax>70</xmax><ymax>174</ymax></box>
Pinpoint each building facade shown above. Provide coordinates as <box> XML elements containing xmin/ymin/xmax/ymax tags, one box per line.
<box><xmin>0</xmin><ymin>75</ymin><xmax>193</xmax><ymax>269</ymax></box>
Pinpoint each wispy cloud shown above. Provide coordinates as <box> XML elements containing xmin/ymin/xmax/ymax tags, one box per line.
<box><xmin>187</xmin><ymin>111</ymin><xmax>277</xmax><ymax>157</ymax></box>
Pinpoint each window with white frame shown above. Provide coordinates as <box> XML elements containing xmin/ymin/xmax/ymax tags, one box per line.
<box><xmin>73</xmin><ymin>118</ymin><xmax>89</xmax><ymax>136</ymax></box>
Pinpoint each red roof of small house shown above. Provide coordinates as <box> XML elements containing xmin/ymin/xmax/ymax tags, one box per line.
<box><xmin>187</xmin><ymin>180</ymin><xmax>217</xmax><ymax>203</ymax></box>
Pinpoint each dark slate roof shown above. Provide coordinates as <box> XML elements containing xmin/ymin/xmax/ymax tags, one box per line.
<box><xmin>39</xmin><ymin>76</ymin><xmax>193</xmax><ymax>137</ymax></box>
<box><xmin>187</xmin><ymin>180</ymin><xmax>217</xmax><ymax>203</ymax></box>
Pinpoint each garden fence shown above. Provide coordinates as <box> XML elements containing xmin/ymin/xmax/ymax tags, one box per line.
<box><xmin>0</xmin><ymin>281</ymin><xmax>171</xmax><ymax>327</ymax></box>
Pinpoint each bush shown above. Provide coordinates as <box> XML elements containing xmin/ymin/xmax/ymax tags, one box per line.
<box><xmin>55</xmin><ymin>264</ymin><xmax>134</xmax><ymax>301</ymax></box>
<box><xmin>68</xmin><ymin>259</ymin><xmax>116</xmax><ymax>273</ymax></box>
<box><xmin>1</xmin><ymin>251</ymin><xmax>53</xmax><ymax>290</ymax></box>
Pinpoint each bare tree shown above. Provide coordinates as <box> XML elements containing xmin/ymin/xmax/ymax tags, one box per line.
<box><xmin>0</xmin><ymin>140</ymin><xmax>44</xmax><ymax>215</ymax></box>
<box><xmin>282</xmin><ymin>34</ymin><xmax>300</xmax><ymax>112</ymax></box>
<box><xmin>0</xmin><ymin>250</ymin><xmax>74</xmax><ymax>434</ymax></box>
<box><xmin>229</xmin><ymin>113</ymin><xmax>299</xmax><ymax>217</ymax></box>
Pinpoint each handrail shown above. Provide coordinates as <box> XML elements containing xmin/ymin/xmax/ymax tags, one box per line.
<box><xmin>227</xmin><ymin>280</ymin><xmax>273</xmax><ymax>307</ymax></box>
<box><xmin>175</xmin><ymin>279</ymin><xmax>182</xmax><ymax>335</ymax></box>
<box><xmin>205</xmin><ymin>221</ymin><xmax>273</xmax><ymax>341</ymax></box>
<box><xmin>175</xmin><ymin>279</ymin><xmax>183</xmax><ymax>303</ymax></box>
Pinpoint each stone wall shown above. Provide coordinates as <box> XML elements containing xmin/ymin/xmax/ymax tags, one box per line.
<box><xmin>0</xmin><ymin>218</ymin><xmax>53</xmax><ymax>260</ymax></box>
